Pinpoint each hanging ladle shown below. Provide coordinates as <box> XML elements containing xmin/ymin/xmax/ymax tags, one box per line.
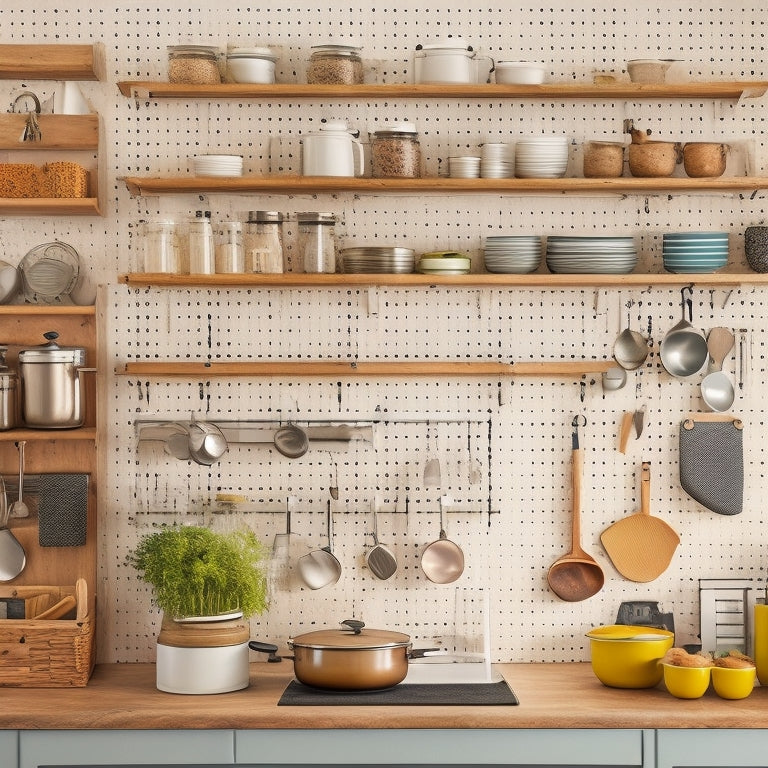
<box><xmin>421</xmin><ymin>496</ymin><xmax>464</xmax><ymax>584</ymax></box>
<box><xmin>613</xmin><ymin>301</ymin><xmax>650</xmax><ymax>370</ymax></box>
<box><xmin>9</xmin><ymin>440</ymin><xmax>29</xmax><ymax>519</ymax></box>
<box><xmin>297</xmin><ymin>500</ymin><xmax>341</xmax><ymax>590</ymax></box>
<box><xmin>0</xmin><ymin>475</ymin><xmax>26</xmax><ymax>583</ymax></box>
<box><xmin>660</xmin><ymin>286</ymin><xmax>709</xmax><ymax>378</ymax></box>
<box><xmin>700</xmin><ymin>326</ymin><xmax>735</xmax><ymax>412</ymax></box>
<box><xmin>366</xmin><ymin>499</ymin><xmax>397</xmax><ymax>580</ymax></box>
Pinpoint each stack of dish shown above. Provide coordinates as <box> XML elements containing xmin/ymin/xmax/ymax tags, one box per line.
<box><xmin>546</xmin><ymin>235</ymin><xmax>637</xmax><ymax>274</ymax></box>
<box><xmin>448</xmin><ymin>156</ymin><xmax>481</xmax><ymax>178</ymax></box>
<box><xmin>515</xmin><ymin>136</ymin><xmax>570</xmax><ymax>178</ymax></box>
<box><xmin>193</xmin><ymin>154</ymin><xmax>244</xmax><ymax>177</ymax></box>
<box><xmin>340</xmin><ymin>246</ymin><xmax>415</xmax><ymax>273</ymax></box>
<box><xmin>480</xmin><ymin>143</ymin><xmax>515</xmax><ymax>178</ymax></box>
<box><xmin>416</xmin><ymin>251</ymin><xmax>471</xmax><ymax>275</ymax></box>
<box><xmin>662</xmin><ymin>231</ymin><xmax>729</xmax><ymax>273</ymax></box>
<box><xmin>483</xmin><ymin>235</ymin><xmax>542</xmax><ymax>273</ymax></box>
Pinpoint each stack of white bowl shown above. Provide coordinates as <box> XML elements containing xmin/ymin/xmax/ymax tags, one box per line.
<box><xmin>483</xmin><ymin>235</ymin><xmax>542</xmax><ymax>273</ymax></box>
<box><xmin>546</xmin><ymin>235</ymin><xmax>637</xmax><ymax>274</ymax></box>
<box><xmin>662</xmin><ymin>232</ymin><xmax>729</xmax><ymax>273</ymax></box>
<box><xmin>515</xmin><ymin>136</ymin><xmax>570</xmax><ymax>178</ymax></box>
<box><xmin>193</xmin><ymin>154</ymin><xmax>244</xmax><ymax>177</ymax></box>
<box><xmin>448</xmin><ymin>156</ymin><xmax>481</xmax><ymax>178</ymax></box>
<box><xmin>480</xmin><ymin>143</ymin><xmax>515</xmax><ymax>178</ymax></box>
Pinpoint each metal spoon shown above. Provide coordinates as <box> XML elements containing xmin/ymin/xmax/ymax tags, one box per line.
<box><xmin>297</xmin><ymin>500</ymin><xmax>341</xmax><ymax>590</ymax></box>
<box><xmin>0</xmin><ymin>475</ymin><xmax>26</xmax><ymax>583</ymax></box>
<box><xmin>613</xmin><ymin>303</ymin><xmax>650</xmax><ymax>370</ymax></box>
<box><xmin>701</xmin><ymin>327</ymin><xmax>735</xmax><ymax>412</ymax></box>
<box><xmin>9</xmin><ymin>440</ymin><xmax>29</xmax><ymax>519</ymax></box>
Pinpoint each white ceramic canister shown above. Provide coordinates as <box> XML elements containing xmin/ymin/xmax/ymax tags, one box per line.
<box><xmin>414</xmin><ymin>39</ymin><xmax>494</xmax><ymax>84</ymax></box>
<box><xmin>226</xmin><ymin>46</ymin><xmax>277</xmax><ymax>84</ymax></box>
<box><xmin>301</xmin><ymin>120</ymin><xmax>364</xmax><ymax>177</ymax></box>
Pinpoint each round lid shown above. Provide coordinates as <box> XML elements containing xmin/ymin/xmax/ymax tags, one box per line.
<box><xmin>227</xmin><ymin>47</ymin><xmax>277</xmax><ymax>61</ymax></box>
<box><xmin>417</xmin><ymin>38</ymin><xmax>472</xmax><ymax>52</ymax></box>
<box><xmin>248</xmin><ymin>210</ymin><xmax>284</xmax><ymax>223</ymax></box>
<box><xmin>311</xmin><ymin>40</ymin><xmax>362</xmax><ymax>53</ymax></box>
<box><xmin>168</xmin><ymin>44</ymin><xmax>220</xmax><ymax>57</ymax></box>
<box><xmin>317</xmin><ymin>120</ymin><xmax>352</xmax><ymax>133</ymax></box>
<box><xmin>290</xmin><ymin>620</ymin><xmax>410</xmax><ymax>649</ymax></box>
<box><xmin>18</xmin><ymin>331</ymin><xmax>86</xmax><ymax>365</ymax></box>
<box><xmin>374</xmin><ymin>122</ymin><xmax>418</xmax><ymax>135</ymax></box>
<box><xmin>296</xmin><ymin>212</ymin><xmax>336</xmax><ymax>225</ymax></box>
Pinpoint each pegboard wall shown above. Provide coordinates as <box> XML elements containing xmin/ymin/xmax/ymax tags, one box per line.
<box><xmin>2</xmin><ymin>1</ymin><xmax>768</xmax><ymax>664</ymax></box>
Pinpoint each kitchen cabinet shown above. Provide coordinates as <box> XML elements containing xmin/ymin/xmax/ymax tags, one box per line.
<box><xmin>656</xmin><ymin>729</ymin><xmax>768</xmax><ymax>768</ymax></box>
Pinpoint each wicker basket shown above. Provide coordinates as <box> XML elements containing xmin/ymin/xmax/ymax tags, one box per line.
<box><xmin>0</xmin><ymin>582</ymin><xmax>95</xmax><ymax>687</ymax></box>
<box><xmin>0</xmin><ymin>162</ymin><xmax>89</xmax><ymax>198</ymax></box>
<box><xmin>0</xmin><ymin>163</ymin><xmax>46</xmax><ymax>197</ymax></box>
<box><xmin>44</xmin><ymin>161</ymin><xmax>89</xmax><ymax>198</ymax></box>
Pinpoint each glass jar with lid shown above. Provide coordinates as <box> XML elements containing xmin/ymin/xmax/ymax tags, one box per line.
<box><xmin>214</xmin><ymin>221</ymin><xmax>245</xmax><ymax>273</ymax></box>
<box><xmin>297</xmin><ymin>212</ymin><xmax>337</xmax><ymax>273</ymax></box>
<box><xmin>168</xmin><ymin>45</ymin><xmax>222</xmax><ymax>85</ymax></box>
<box><xmin>307</xmin><ymin>44</ymin><xmax>363</xmax><ymax>85</ymax></box>
<box><xmin>140</xmin><ymin>219</ymin><xmax>181</xmax><ymax>273</ymax></box>
<box><xmin>245</xmin><ymin>211</ymin><xmax>284</xmax><ymax>273</ymax></box>
<box><xmin>371</xmin><ymin>122</ymin><xmax>422</xmax><ymax>178</ymax></box>
<box><xmin>188</xmin><ymin>211</ymin><xmax>215</xmax><ymax>274</ymax></box>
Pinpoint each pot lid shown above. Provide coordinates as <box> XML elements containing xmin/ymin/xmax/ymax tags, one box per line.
<box><xmin>18</xmin><ymin>331</ymin><xmax>86</xmax><ymax>364</ymax></box>
<box><xmin>227</xmin><ymin>47</ymin><xmax>277</xmax><ymax>61</ymax></box>
<box><xmin>290</xmin><ymin>620</ymin><xmax>410</xmax><ymax>649</ymax></box>
<box><xmin>374</xmin><ymin>122</ymin><xmax>418</xmax><ymax>134</ymax></box>
<box><xmin>416</xmin><ymin>38</ymin><xmax>473</xmax><ymax>53</ymax></box>
<box><xmin>311</xmin><ymin>40</ymin><xmax>362</xmax><ymax>52</ymax></box>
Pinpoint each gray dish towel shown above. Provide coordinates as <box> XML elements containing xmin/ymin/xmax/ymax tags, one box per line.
<box><xmin>38</xmin><ymin>473</ymin><xmax>89</xmax><ymax>547</ymax></box>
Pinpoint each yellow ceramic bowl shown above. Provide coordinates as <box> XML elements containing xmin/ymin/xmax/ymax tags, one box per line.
<box><xmin>586</xmin><ymin>625</ymin><xmax>675</xmax><ymax>688</ymax></box>
<box><xmin>711</xmin><ymin>666</ymin><xmax>756</xmax><ymax>700</ymax></box>
<box><xmin>662</xmin><ymin>663</ymin><xmax>711</xmax><ymax>699</ymax></box>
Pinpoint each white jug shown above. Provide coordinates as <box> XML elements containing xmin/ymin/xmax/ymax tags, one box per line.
<box><xmin>414</xmin><ymin>39</ymin><xmax>495</xmax><ymax>84</ymax></box>
<box><xmin>301</xmin><ymin>121</ymin><xmax>365</xmax><ymax>177</ymax></box>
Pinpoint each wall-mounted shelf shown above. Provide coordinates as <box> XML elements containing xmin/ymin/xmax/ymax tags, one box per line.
<box><xmin>0</xmin><ymin>43</ymin><xmax>105</xmax><ymax>81</ymax></box>
<box><xmin>116</xmin><ymin>80</ymin><xmax>768</xmax><ymax>101</ymax></box>
<box><xmin>119</xmin><ymin>360</ymin><xmax>613</xmax><ymax>377</ymax></box>
<box><xmin>0</xmin><ymin>428</ymin><xmax>98</xmax><ymax>443</ymax></box>
<box><xmin>121</xmin><ymin>174</ymin><xmax>768</xmax><ymax>198</ymax></box>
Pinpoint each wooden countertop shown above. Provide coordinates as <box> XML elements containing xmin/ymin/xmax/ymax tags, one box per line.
<box><xmin>0</xmin><ymin>663</ymin><xmax>766</xmax><ymax>730</ymax></box>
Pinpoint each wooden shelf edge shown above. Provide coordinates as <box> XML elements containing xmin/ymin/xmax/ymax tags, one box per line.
<box><xmin>0</xmin><ymin>427</ymin><xmax>97</xmax><ymax>442</ymax></box>
<box><xmin>0</xmin><ymin>114</ymin><xmax>99</xmax><ymax>151</ymax></box>
<box><xmin>118</xmin><ymin>272</ymin><xmax>768</xmax><ymax>288</ymax></box>
<box><xmin>118</xmin><ymin>360</ymin><xmax>613</xmax><ymax>377</ymax></box>
<box><xmin>0</xmin><ymin>198</ymin><xmax>101</xmax><ymax>216</ymax></box>
<box><xmin>0</xmin><ymin>304</ymin><xmax>96</xmax><ymax>316</ymax></box>
<box><xmin>0</xmin><ymin>43</ymin><xmax>104</xmax><ymax>81</ymax></box>
<box><xmin>116</xmin><ymin>80</ymin><xmax>768</xmax><ymax>100</ymax></box>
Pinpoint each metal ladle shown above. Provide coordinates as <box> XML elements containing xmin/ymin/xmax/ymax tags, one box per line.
<box><xmin>660</xmin><ymin>287</ymin><xmax>709</xmax><ymax>378</ymax></box>
<box><xmin>366</xmin><ymin>500</ymin><xmax>397</xmax><ymax>580</ymax></box>
<box><xmin>9</xmin><ymin>440</ymin><xmax>29</xmax><ymax>519</ymax></box>
<box><xmin>613</xmin><ymin>303</ymin><xmax>650</xmax><ymax>370</ymax></box>
<box><xmin>701</xmin><ymin>326</ymin><xmax>735</xmax><ymax>412</ymax></box>
<box><xmin>421</xmin><ymin>496</ymin><xmax>464</xmax><ymax>584</ymax></box>
<box><xmin>297</xmin><ymin>500</ymin><xmax>341</xmax><ymax>590</ymax></box>
<box><xmin>0</xmin><ymin>475</ymin><xmax>26</xmax><ymax>583</ymax></box>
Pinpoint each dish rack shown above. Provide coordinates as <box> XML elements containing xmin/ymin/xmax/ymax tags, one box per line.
<box><xmin>699</xmin><ymin>578</ymin><xmax>757</xmax><ymax>658</ymax></box>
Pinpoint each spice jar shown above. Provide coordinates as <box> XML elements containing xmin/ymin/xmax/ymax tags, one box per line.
<box><xmin>371</xmin><ymin>122</ymin><xmax>422</xmax><ymax>178</ymax></box>
<box><xmin>140</xmin><ymin>219</ymin><xmax>181</xmax><ymax>273</ymax></box>
<box><xmin>245</xmin><ymin>211</ymin><xmax>284</xmax><ymax>273</ymax></box>
<box><xmin>188</xmin><ymin>211</ymin><xmax>215</xmax><ymax>274</ymax></box>
<box><xmin>297</xmin><ymin>212</ymin><xmax>337</xmax><ymax>273</ymax></box>
<box><xmin>168</xmin><ymin>45</ymin><xmax>222</xmax><ymax>85</ymax></box>
<box><xmin>307</xmin><ymin>44</ymin><xmax>363</xmax><ymax>85</ymax></box>
<box><xmin>214</xmin><ymin>221</ymin><xmax>245</xmax><ymax>273</ymax></box>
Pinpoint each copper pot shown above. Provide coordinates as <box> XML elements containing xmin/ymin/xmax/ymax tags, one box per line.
<box><xmin>249</xmin><ymin>619</ymin><xmax>435</xmax><ymax>690</ymax></box>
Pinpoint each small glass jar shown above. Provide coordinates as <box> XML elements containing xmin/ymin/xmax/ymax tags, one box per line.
<box><xmin>371</xmin><ymin>122</ymin><xmax>422</xmax><ymax>178</ymax></box>
<box><xmin>307</xmin><ymin>45</ymin><xmax>363</xmax><ymax>85</ymax></box>
<box><xmin>168</xmin><ymin>45</ymin><xmax>222</xmax><ymax>85</ymax></box>
<box><xmin>188</xmin><ymin>211</ymin><xmax>215</xmax><ymax>274</ymax></box>
<box><xmin>140</xmin><ymin>219</ymin><xmax>181</xmax><ymax>273</ymax></box>
<box><xmin>214</xmin><ymin>221</ymin><xmax>245</xmax><ymax>273</ymax></box>
<box><xmin>245</xmin><ymin>211</ymin><xmax>284</xmax><ymax>273</ymax></box>
<box><xmin>297</xmin><ymin>212</ymin><xmax>337</xmax><ymax>273</ymax></box>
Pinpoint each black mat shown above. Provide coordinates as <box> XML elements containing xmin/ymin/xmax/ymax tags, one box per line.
<box><xmin>278</xmin><ymin>680</ymin><xmax>518</xmax><ymax>706</ymax></box>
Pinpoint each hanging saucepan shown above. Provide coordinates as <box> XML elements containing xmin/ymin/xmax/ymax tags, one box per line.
<box><xmin>274</xmin><ymin>422</ymin><xmax>309</xmax><ymax>458</ymax></box>
<box><xmin>249</xmin><ymin>618</ymin><xmax>438</xmax><ymax>690</ymax></box>
<box><xmin>659</xmin><ymin>287</ymin><xmax>709</xmax><ymax>378</ymax></box>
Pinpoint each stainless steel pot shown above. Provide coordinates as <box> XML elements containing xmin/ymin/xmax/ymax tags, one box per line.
<box><xmin>0</xmin><ymin>346</ymin><xmax>17</xmax><ymax>431</ymax></box>
<box><xmin>18</xmin><ymin>331</ymin><xmax>95</xmax><ymax>429</ymax></box>
<box><xmin>249</xmin><ymin>619</ymin><xmax>435</xmax><ymax>690</ymax></box>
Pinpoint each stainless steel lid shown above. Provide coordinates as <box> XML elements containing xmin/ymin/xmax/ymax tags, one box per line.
<box><xmin>18</xmin><ymin>331</ymin><xmax>86</xmax><ymax>365</ymax></box>
<box><xmin>248</xmin><ymin>211</ymin><xmax>284</xmax><ymax>223</ymax></box>
<box><xmin>296</xmin><ymin>212</ymin><xmax>337</xmax><ymax>225</ymax></box>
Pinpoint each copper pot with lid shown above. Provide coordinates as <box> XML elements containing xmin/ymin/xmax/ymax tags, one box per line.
<box><xmin>249</xmin><ymin>619</ymin><xmax>436</xmax><ymax>690</ymax></box>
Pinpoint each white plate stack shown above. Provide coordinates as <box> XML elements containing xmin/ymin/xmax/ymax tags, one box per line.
<box><xmin>483</xmin><ymin>236</ymin><xmax>542</xmax><ymax>273</ymax></box>
<box><xmin>448</xmin><ymin>156</ymin><xmax>482</xmax><ymax>178</ymax></box>
<box><xmin>480</xmin><ymin>143</ymin><xmax>515</xmax><ymax>178</ymax></box>
<box><xmin>193</xmin><ymin>154</ymin><xmax>244</xmax><ymax>177</ymax></box>
<box><xmin>515</xmin><ymin>136</ymin><xmax>570</xmax><ymax>178</ymax></box>
<box><xmin>545</xmin><ymin>235</ymin><xmax>637</xmax><ymax>274</ymax></box>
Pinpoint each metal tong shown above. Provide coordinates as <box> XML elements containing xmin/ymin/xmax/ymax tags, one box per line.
<box><xmin>12</xmin><ymin>91</ymin><xmax>42</xmax><ymax>142</ymax></box>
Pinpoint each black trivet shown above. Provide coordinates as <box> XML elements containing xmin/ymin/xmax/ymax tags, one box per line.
<box><xmin>278</xmin><ymin>680</ymin><xmax>518</xmax><ymax>706</ymax></box>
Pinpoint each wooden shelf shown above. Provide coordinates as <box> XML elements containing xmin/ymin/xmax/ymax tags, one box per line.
<box><xmin>119</xmin><ymin>271</ymin><xmax>768</xmax><ymax>288</ymax></box>
<box><xmin>0</xmin><ymin>304</ymin><xmax>96</xmax><ymax>316</ymax></box>
<box><xmin>0</xmin><ymin>114</ymin><xmax>99</xmax><ymax>151</ymax></box>
<box><xmin>0</xmin><ymin>43</ymin><xmax>105</xmax><ymax>81</ymax></box>
<box><xmin>0</xmin><ymin>197</ymin><xmax>102</xmax><ymax>217</ymax></box>
<box><xmin>0</xmin><ymin>427</ymin><xmax>97</xmax><ymax>443</ymax></box>
<box><xmin>119</xmin><ymin>360</ymin><xmax>613</xmax><ymax>378</ymax></box>
<box><xmin>116</xmin><ymin>80</ymin><xmax>768</xmax><ymax>101</ymax></box>
<box><xmin>122</xmin><ymin>174</ymin><xmax>768</xmax><ymax>198</ymax></box>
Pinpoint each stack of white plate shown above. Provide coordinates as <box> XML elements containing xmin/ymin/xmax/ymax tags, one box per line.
<box><xmin>662</xmin><ymin>232</ymin><xmax>729</xmax><ymax>273</ymax></box>
<box><xmin>340</xmin><ymin>246</ymin><xmax>415</xmax><ymax>273</ymax></box>
<box><xmin>546</xmin><ymin>235</ymin><xmax>637</xmax><ymax>274</ymax></box>
<box><xmin>515</xmin><ymin>136</ymin><xmax>570</xmax><ymax>179</ymax></box>
<box><xmin>448</xmin><ymin>156</ymin><xmax>481</xmax><ymax>178</ymax></box>
<box><xmin>193</xmin><ymin>154</ymin><xmax>244</xmax><ymax>177</ymax></box>
<box><xmin>480</xmin><ymin>143</ymin><xmax>515</xmax><ymax>178</ymax></box>
<box><xmin>483</xmin><ymin>235</ymin><xmax>542</xmax><ymax>273</ymax></box>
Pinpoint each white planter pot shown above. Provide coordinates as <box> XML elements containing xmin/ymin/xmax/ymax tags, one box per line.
<box><xmin>156</xmin><ymin>641</ymin><xmax>250</xmax><ymax>694</ymax></box>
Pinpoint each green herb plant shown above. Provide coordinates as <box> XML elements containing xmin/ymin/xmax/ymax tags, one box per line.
<box><xmin>129</xmin><ymin>525</ymin><xmax>268</xmax><ymax>620</ymax></box>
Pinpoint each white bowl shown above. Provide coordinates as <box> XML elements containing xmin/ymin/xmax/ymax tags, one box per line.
<box><xmin>227</xmin><ymin>48</ymin><xmax>277</xmax><ymax>84</ymax></box>
<box><xmin>495</xmin><ymin>61</ymin><xmax>547</xmax><ymax>85</ymax></box>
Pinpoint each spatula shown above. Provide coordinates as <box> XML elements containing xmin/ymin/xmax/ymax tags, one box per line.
<box><xmin>600</xmin><ymin>461</ymin><xmax>680</xmax><ymax>583</ymax></box>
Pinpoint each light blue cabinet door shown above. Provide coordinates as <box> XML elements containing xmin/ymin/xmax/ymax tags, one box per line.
<box><xmin>235</xmin><ymin>728</ymin><xmax>652</xmax><ymax>767</ymax></box>
<box><xmin>0</xmin><ymin>731</ymin><xmax>18</xmax><ymax>768</ymax></box>
<box><xmin>657</xmin><ymin>730</ymin><xmax>768</xmax><ymax>768</ymax></box>
<box><xmin>19</xmin><ymin>729</ymin><xmax>234</xmax><ymax>768</ymax></box>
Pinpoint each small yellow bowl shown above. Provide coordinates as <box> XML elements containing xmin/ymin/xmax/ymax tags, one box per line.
<box><xmin>662</xmin><ymin>663</ymin><xmax>711</xmax><ymax>699</ymax></box>
<box><xmin>711</xmin><ymin>666</ymin><xmax>756</xmax><ymax>700</ymax></box>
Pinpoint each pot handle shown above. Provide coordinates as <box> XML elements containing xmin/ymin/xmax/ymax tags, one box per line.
<box><xmin>248</xmin><ymin>640</ymin><xmax>283</xmax><ymax>662</ymax></box>
<box><xmin>408</xmin><ymin>647</ymin><xmax>442</xmax><ymax>659</ymax></box>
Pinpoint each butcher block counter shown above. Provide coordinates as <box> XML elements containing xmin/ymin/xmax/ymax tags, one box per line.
<box><xmin>1</xmin><ymin>662</ymin><xmax>767</xmax><ymax>730</ymax></box>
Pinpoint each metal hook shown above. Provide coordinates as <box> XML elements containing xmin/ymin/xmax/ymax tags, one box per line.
<box><xmin>579</xmin><ymin>379</ymin><xmax>586</xmax><ymax>402</ymax></box>
<box><xmin>11</xmin><ymin>91</ymin><xmax>41</xmax><ymax>114</ymax></box>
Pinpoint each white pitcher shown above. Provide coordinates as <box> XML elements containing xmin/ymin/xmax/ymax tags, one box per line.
<box><xmin>301</xmin><ymin>121</ymin><xmax>365</xmax><ymax>177</ymax></box>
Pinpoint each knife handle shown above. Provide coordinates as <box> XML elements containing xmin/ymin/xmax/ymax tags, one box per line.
<box><xmin>619</xmin><ymin>412</ymin><xmax>633</xmax><ymax>454</ymax></box>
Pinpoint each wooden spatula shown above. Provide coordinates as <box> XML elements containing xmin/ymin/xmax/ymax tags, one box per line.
<box><xmin>600</xmin><ymin>461</ymin><xmax>680</xmax><ymax>583</ymax></box>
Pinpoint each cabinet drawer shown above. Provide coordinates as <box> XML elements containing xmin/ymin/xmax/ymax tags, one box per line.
<box><xmin>657</xmin><ymin>729</ymin><xmax>768</xmax><ymax>768</ymax></box>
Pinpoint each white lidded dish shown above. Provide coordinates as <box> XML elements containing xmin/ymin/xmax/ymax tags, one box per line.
<box><xmin>494</xmin><ymin>61</ymin><xmax>547</xmax><ymax>85</ymax></box>
<box><xmin>226</xmin><ymin>46</ymin><xmax>277</xmax><ymax>84</ymax></box>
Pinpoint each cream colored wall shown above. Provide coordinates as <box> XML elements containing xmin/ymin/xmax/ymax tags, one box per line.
<box><xmin>1</xmin><ymin>0</ymin><xmax>767</xmax><ymax>663</ymax></box>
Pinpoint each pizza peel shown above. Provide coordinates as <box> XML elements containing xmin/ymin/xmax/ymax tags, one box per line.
<box><xmin>600</xmin><ymin>461</ymin><xmax>680</xmax><ymax>582</ymax></box>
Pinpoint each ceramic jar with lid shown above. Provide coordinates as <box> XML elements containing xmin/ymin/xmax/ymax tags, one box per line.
<box><xmin>307</xmin><ymin>43</ymin><xmax>363</xmax><ymax>85</ymax></box>
<box><xmin>371</xmin><ymin>122</ymin><xmax>422</xmax><ymax>178</ymax></box>
<box><xmin>414</xmin><ymin>39</ymin><xmax>495</xmax><ymax>84</ymax></box>
<box><xmin>226</xmin><ymin>46</ymin><xmax>277</xmax><ymax>84</ymax></box>
<box><xmin>167</xmin><ymin>45</ymin><xmax>221</xmax><ymax>85</ymax></box>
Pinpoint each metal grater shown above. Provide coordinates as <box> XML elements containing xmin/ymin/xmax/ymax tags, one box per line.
<box><xmin>699</xmin><ymin>578</ymin><xmax>757</xmax><ymax>657</ymax></box>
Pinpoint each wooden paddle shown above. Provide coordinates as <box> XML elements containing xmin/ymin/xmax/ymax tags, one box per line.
<box><xmin>600</xmin><ymin>461</ymin><xmax>680</xmax><ymax>582</ymax></box>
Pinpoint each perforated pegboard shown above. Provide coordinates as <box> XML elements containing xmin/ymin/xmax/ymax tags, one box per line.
<box><xmin>2</xmin><ymin>1</ymin><xmax>768</xmax><ymax>665</ymax></box>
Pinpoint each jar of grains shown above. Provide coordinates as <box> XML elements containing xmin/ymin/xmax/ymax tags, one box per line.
<box><xmin>371</xmin><ymin>122</ymin><xmax>422</xmax><ymax>178</ymax></box>
<box><xmin>168</xmin><ymin>45</ymin><xmax>222</xmax><ymax>85</ymax></box>
<box><xmin>307</xmin><ymin>44</ymin><xmax>363</xmax><ymax>85</ymax></box>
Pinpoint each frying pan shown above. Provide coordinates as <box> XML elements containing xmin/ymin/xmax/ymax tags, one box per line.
<box><xmin>600</xmin><ymin>461</ymin><xmax>680</xmax><ymax>582</ymax></box>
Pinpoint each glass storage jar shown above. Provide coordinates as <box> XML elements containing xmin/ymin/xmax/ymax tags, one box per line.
<box><xmin>188</xmin><ymin>211</ymin><xmax>215</xmax><ymax>274</ymax></box>
<box><xmin>140</xmin><ymin>219</ymin><xmax>181</xmax><ymax>273</ymax></box>
<box><xmin>371</xmin><ymin>122</ymin><xmax>422</xmax><ymax>178</ymax></box>
<box><xmin>245</xmin><ymin>211</ymin><xmax>284</xmax><ymax>273</ymax></box>
<box><xmin>168</xmin><ymin>45</ymin><xmax>222</xmax><ymax>85</ymax></box>
<box><xmin>214</xmin><ymin>221</ymin><xmax>245</xmax><ymax>273</ymax></box>
<box><xmin>307</xmin><ymin>44</ymin><xmax>363</xmax><ymax>85</ymax></box>
<box><xmin>297</xmin><ymin>212</ymin><xmax>337</xmax><ymax>273</ymax></box>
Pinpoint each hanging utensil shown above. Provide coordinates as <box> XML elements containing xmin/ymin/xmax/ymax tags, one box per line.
<box><xmin>274</xmin><ymin>422</ymin><xmax>309</xmax><ymax>458</ymax></box>
<box><xmin>659</xmin><ymin>286</ymin><xmax>709</xmax><ymax>378</ymax></box>
<box><xmin>613</xmin><ymin>301</ymin><xmax>650</xmax><ymax>370</ymax></box>
<box><xmin>700</xmin><ymin>326</ymin><xmax>735</xmax><ymax>412</ymax></box>
<box><xmin>547</xmin><ymin>417</ymin><xmax>604</xmax><ymax>602</ymax></box>
<box><xmin>366</xmin><ymin>499</ymin><xmax>397</xmax><ymax>580</ymax></box>
<box><xmin>268</xmin><ymin>498</ymin><xmax>293</xmax><ymax>594</ymax></box>
<box><xmin>0</xmin><ymin>475</ymin><xmax>26</xmax><ymax>583</ymax></box>
<box><xmin>420</xmin><ymin>495</ymin><xmax>464</xmax><ymax>584</ymax></box>
<box><xmin>423</xmin><ymin>422</ymin><xmax>442</xmax><ymax>488</ymax></box>
<box><xmin>9</xmin><ymin>440</ymin><xmax>29</xmax><ymax>519</ymax></box>
<box><xmin>298</xmin><ymin>500</ymin><xmax>341</xmax><ymax>590</ymax></box>
<box><xmin>18</xmin><ymin>241</ymin><xmax>80</xmax><ymax>305</ymax></box>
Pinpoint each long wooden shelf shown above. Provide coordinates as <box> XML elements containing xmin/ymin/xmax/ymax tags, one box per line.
<box><xmin>0</xmin><ymin>43</ymin><xmax>105</xmax><ymax>81</ymax></box>
<box><xmin>0</xmin><ymin>427</ymin><xmax>97</xmax><ymax>443</ymax></box>
<box><xmin>122</xmin><ymin>174</ymin><xmax>768</xmax><ymax>198</ymax></box>
<box><xmin>0</xmin><ymin>304</ymin><xmax>96</xmax><ymax>316</ymax></box>
<box><xmin>119</xmin><ymin>271</ymin><xmax>768</xmax><ymax>288</ymax></box>
<box><xmin>0</xmin><ymin>114</ymin><xmax>99</xmax><ymax>151</ymax></box>
<box><xmin>119</xmin><ymin>360</ymin><xmax>613</xmax><ymax>377</ymax></box>
<box><xmin>116</xmin><ymin>80</ymin><xmax>768</xmax><ymax>100</ymax></box>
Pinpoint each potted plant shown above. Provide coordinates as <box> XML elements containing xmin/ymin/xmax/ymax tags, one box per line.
<box><xmin>128</xmin><ymin>524</ymin><xmax>268</xmax><ymax>694</ymax></box>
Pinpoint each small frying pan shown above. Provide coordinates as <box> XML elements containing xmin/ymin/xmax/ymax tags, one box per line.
<box><xmin>274</xmin><ymin>423</ymin><xmax>309</xmax><ymax>458</ymax></box>
<box><xmin>366</xmin><ymin>501</ymin><xmax>397</xmax><ymax>580</ymax></box>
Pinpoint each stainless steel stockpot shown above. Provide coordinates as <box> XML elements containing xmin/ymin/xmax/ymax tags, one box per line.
<box><xmin>18</xmin><ymin>331</ymin><xmax>95</xmax><ymax>429</ymax></box>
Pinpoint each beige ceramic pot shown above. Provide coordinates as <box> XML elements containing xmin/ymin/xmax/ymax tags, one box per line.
<box><xmin>628</xmin><ymin>141</ymin><xmax>682</xmax><ymax>178</ymax></box>
<box><xmin>583</xmin><ymin>141</ymin><xmax>625</xmax><ymax>178</ymax></box>
<box><xmin>682</xmin><ymin>142</ymin><xmax>728</xmax><ymax>178</ymax></box>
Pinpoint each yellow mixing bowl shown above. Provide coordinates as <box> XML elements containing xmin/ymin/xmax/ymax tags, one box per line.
<box><xmin>586</xmin><ymin>625</ymin><xmax>674</xmax><ymax>688</ymax></box>
<box><xmin>711</xmin><ymin>666</ymin><xmax>756</xmax><ymax>700</ymax></box>
<box><xmin>662</xmin><ymin>663</ymin><xmax>711</xmax><ymax>699</ymax></box>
